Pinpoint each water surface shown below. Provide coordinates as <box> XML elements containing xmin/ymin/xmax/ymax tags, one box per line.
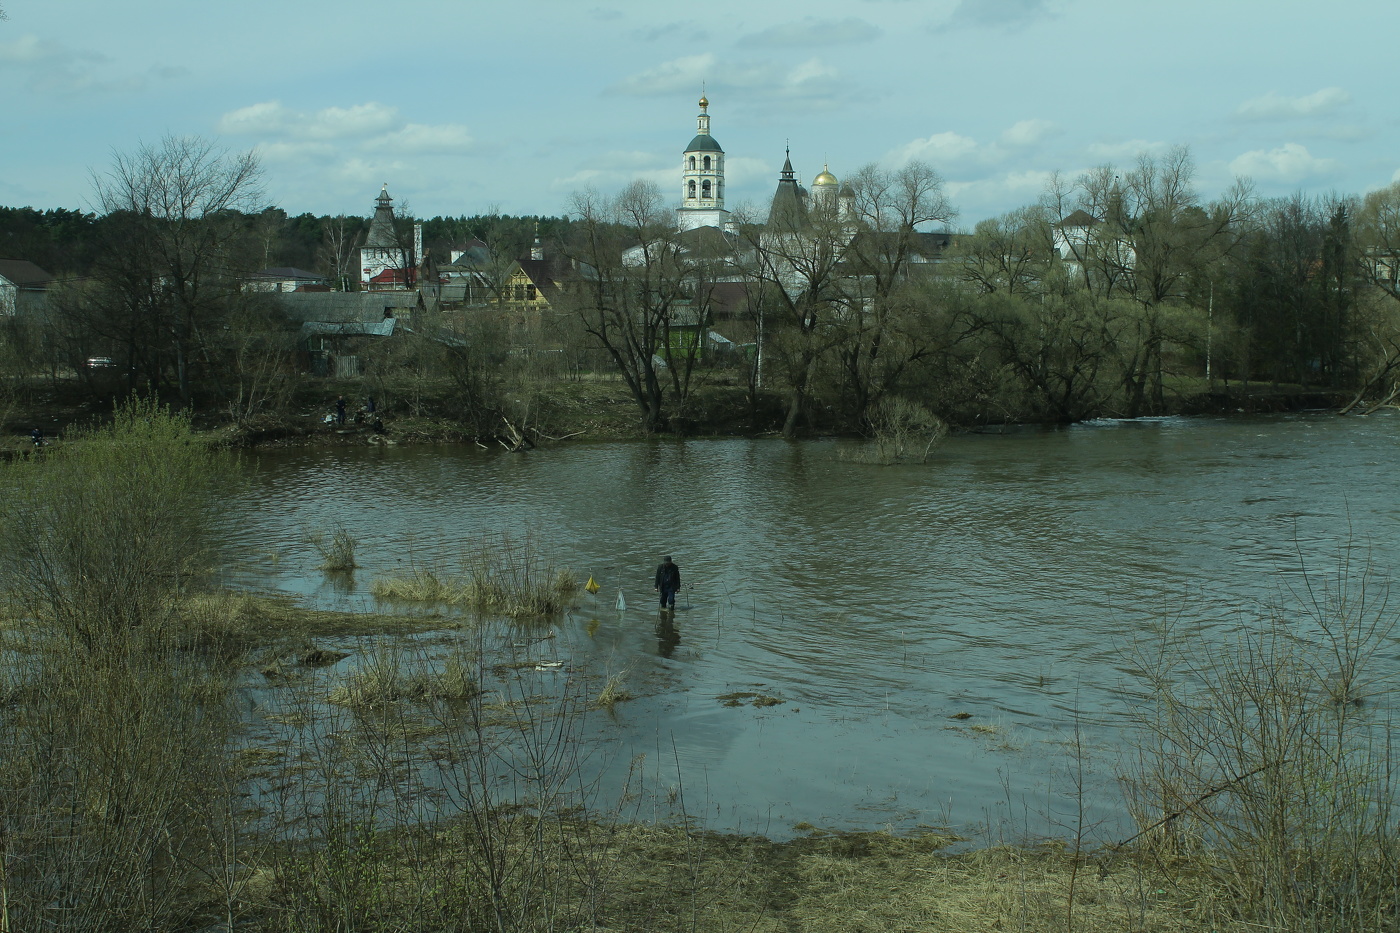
<box><xmin>218</xmin><ymin>411</ymin><xmax>1400</xmax><ymax>838</ymax></box>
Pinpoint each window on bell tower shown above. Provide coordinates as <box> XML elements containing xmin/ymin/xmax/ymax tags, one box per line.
<box><xmin>703</xmin><ymin>155</ymin><xmax>712</xmax><ymax>170</ymax></box>
<box><xmin>688</xmin><ymin>180</ymin><xmax>696</xmax><ymax>198</ymax></box>
<box><xmin>702</xmin><ymin>180</ymin><xmax>712</xmax><ymax>198</ymax></box>
<box><xmin>688</xmin><ymin>156</ymin><xmax>696</xmax><ymax>170</ymax></box>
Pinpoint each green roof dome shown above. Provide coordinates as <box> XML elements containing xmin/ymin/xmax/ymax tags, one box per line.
<box><xmin>686</xmin><ymin>134</ymin><xmax>723</xmax><ymax>153</ymax></box>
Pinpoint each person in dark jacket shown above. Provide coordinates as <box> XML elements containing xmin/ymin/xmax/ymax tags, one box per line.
<box><xmin>654</xmin><ymin>555</ymin><xmax>681</xmax><ymax>611</ymax></box>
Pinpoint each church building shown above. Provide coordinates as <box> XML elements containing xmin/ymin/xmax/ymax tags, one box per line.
<box><xmin>359</xmin><ymin>184</ymin><xmax>422</xmax><ymax>289</ymax></box>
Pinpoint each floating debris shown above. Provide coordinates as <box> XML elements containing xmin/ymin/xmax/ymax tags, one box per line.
<box><xmin>717</xmin><ymin>691</ymin><xmax>785</xmax><ymax>708</ymax></box>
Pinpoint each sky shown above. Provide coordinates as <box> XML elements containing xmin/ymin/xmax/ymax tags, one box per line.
<box><xmin>4</xmin><ymin>0</ymin><xmax>1400</xmax><ymax>230</ymax></box>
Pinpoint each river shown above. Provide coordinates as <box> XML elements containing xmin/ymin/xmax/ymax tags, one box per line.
<box><xmin>217</xmin><ymin>410</ymin><xmax>1400</xmax><ymax>840</ymax></box>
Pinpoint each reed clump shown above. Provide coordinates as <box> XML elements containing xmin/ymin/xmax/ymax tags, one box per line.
<box><xmin>369</xmin><ymin>569</ymin><xmax>466</xmax><ymax>603</ymax></box>
<box><xmin>328</xmin><ymin>643</ymin><xmax>479</xmax><ymax>708</ymax></box>
<box><xmin>371</xmin><ymin>534</ymin><xmax>578</xmax><ymax>617</ymax></box>
<box><xmin>309</xmin><ymin>524</ymin><xmax>358</xmax><ymax>572</ymax></box>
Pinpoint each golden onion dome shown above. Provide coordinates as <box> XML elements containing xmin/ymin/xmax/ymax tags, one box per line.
<box><xmin>813</xmin><ymin>165</ymin><xmax>838</xmax><ymax>186</ymax></box>
<box><xmin>699</xmin><ymin>94</ymin><xmax>709</xmax><ymax>110</ymax></box>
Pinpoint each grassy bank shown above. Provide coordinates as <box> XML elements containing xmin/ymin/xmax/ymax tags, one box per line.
<box><xmin>224</xmin><ymin>822</ymin><xmax>1266</xmax><ymax>933</ymax></box>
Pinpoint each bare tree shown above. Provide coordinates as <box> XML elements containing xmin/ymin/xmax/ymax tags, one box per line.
<box><xmin>564</xmin><ymin>181</ymin><xmax>705</xmax><ymax>432</ymax></box>
<box><xmin>737</xmin><ymin>193</ymin><xmax>852</xmax><ymax>437</ymax></box>
<box><xmin>1052</xmin><ymin>148</ymin><xmax>1255</xmax><ymax>415</ymax></box>
<box><xmin>316</xmin><ymin>215</ymin><xmax>364</xmax><ymax>291</ymax></box>
<box><xmin>833</xmin><ymin>160</ymin><xmax>957</xmax><ymax>426</ymax></box>
<box><xmin>90</xmin><ymin>135</ymin><xmax>264</xmax><ymax>404</ymax></box>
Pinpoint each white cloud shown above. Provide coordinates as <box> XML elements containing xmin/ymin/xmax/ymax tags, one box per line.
<box><xmin>364</xmin><ymin>124</ymin><xmax>476</xmax><ymax>154</ymax></box>
<box><xmin>607</xmin><ymin>54</ymin><xmax>715</xmax><ymax>96</ymax></box>
<box><xmin>888</xmin><ymin>131</ymin><xmax>984</xmax><ymax>166</ymax></box>
<box><xmin>1229</xmin><ymin>143</ymin><xmax>1337</xmax><ymax>183</ymax></box>
<box><xmin>1000</xmin><ymin>119</ymin><xmax>1057</xmax><ymax>147</ymax></box>
<box><xmin>219</xmin><ymin>101</ymin><xmax>403</xmax><ymax>140</ymax></box>
<box><xmin>947</xmin><ymin>169</ymin><xmax>1055</xmax><ymax>201</ymax></box>
<box><xmin>221</xmin><ymin>101</ymin><xmax>476</xmax><ymax>158</ymax></box>
<box><xmin>331</xmin><ymin>158</ymin><xmax>414</xmax><ymax>191</ymax></box>
<box><xmin>251</xmin><ymin>140</ymin><xmax>338</xmax><ymax>165</ymax></box>
<box><xmin>723</xmin><ymin>156</ymin><xmax>773</xmax><ymax>187</ymax></box>
<box><xmin>1235</xmin><ymin>87</ymin><xmax>1350</xmax><ymax>121</ymax></box>
<box><xmin>785</xmin><ymin>58</ymin><xmax>839</xmax><ymax>91</ymax></box>
<box><xmin>634</xmin><ymin>20</ymin><xmax>709</xmax><ymax>42</ymax></box>
<box><xmin>737</xmin><ymin>17</ymin><xmax>881</xmax><ymax>47</ymax></box>
<box><xmin>0</xmin><ymin>34</ymin><xmax>90</xmax><ymax>65</ymax></box>
<box><xmin>551</xmin><ymin>165</ymin><xmax>674</xmax><ymax>193</ymax></box>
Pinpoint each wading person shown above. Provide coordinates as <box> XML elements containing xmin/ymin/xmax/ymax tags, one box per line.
<box><xmin>654</xmin><ymin>555</ymin><xmax>681</xmax><ymax>612</ymax></box>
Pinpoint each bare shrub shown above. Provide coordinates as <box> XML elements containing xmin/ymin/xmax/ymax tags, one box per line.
<box><xmin>845</xmin><ymin>396</ymin><xmax>947</xmax><ymax>464</ymax></box>
<box><xmin>0</xmin><ymin>396</ymin><xmax>225</xmax><ymax>647</ymax></box>
<box><xmin>1122</xmin><ymin>559</ymin><xmax>1400</xmax><ymax>932</ymax></box>
<box><xmin>0</xmin><ymin>398</ymin><xmax>240</xmax><ymax>930</ymax></box>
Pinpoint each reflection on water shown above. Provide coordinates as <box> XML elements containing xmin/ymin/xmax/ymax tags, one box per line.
<box><xmin>218</xmin><ymin>411</ymin><xmax>1400</xmax><ymax>839</ymax></box>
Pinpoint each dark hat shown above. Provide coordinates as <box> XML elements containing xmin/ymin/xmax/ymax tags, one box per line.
<box><xmin>662</xmin><ymin>555</ymin><xmax>672</xmax><ymax>562</ymax></box>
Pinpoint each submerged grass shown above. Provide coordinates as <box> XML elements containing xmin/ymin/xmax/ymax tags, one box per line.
<box><xmin>179</xmin><ymin>591</ymin><xmax>456</xmax><ymax>650</ymax></box>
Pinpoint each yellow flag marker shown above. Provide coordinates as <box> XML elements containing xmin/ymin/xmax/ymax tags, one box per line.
<box><xmin>585</xmin><ymin>576</ymin><xmax>601</xmax><ymax>594</ymax></box>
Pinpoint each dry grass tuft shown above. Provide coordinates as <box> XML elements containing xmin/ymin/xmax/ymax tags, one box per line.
<box><xmin>327</xmin><ymin>644</ymin><xmax>478</xmax><ymax>708</ymax></box>
<box><xmin>593</xmin><ymin>671</ymin><xmax>633</xmax><ymax>710</ymax></box>
<box><xmin>369</xmin><ymin>570</ymin><xmax>466</xmax><ymax>603</ymax></box>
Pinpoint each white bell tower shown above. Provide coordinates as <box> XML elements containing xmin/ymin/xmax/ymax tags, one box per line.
<box><xmin>676</xmin><ymin>95</ymin><xmax>731</xmax><ymax>231</ymax></box>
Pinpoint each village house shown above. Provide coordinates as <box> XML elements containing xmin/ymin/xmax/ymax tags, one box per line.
<box><xmin>0</xmin><ymin>259</ymin><xmax>53</xmax><ymax>316</ymax></box>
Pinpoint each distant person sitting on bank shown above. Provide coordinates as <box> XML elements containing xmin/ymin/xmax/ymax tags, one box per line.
<box><xmin>654</xmin><ymin>555</ymin><xmax>681</xmax><ymax>611</ymax></box>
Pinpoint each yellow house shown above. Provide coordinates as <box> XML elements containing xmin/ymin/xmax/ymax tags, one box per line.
<box><xmin>503</xmin><ymin>259</ymin><xmax>557</xmax><ymax>311</ymax></box>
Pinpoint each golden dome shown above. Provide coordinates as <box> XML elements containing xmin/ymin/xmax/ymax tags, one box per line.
<box><xmin>698</xmin><ymin>94</ymin><xmax>709</xmax><ymax>110</ymax></box>
<box><xmin>813</xmin><ymin>164</ymin><xmax>838</xmax><ymax>186</ymax></box>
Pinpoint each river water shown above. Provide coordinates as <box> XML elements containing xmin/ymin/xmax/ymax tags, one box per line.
<box><xmin>217</xmin><ymin>411</ymin><xmax>1400</xmax><ymax>840</ymax></box>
